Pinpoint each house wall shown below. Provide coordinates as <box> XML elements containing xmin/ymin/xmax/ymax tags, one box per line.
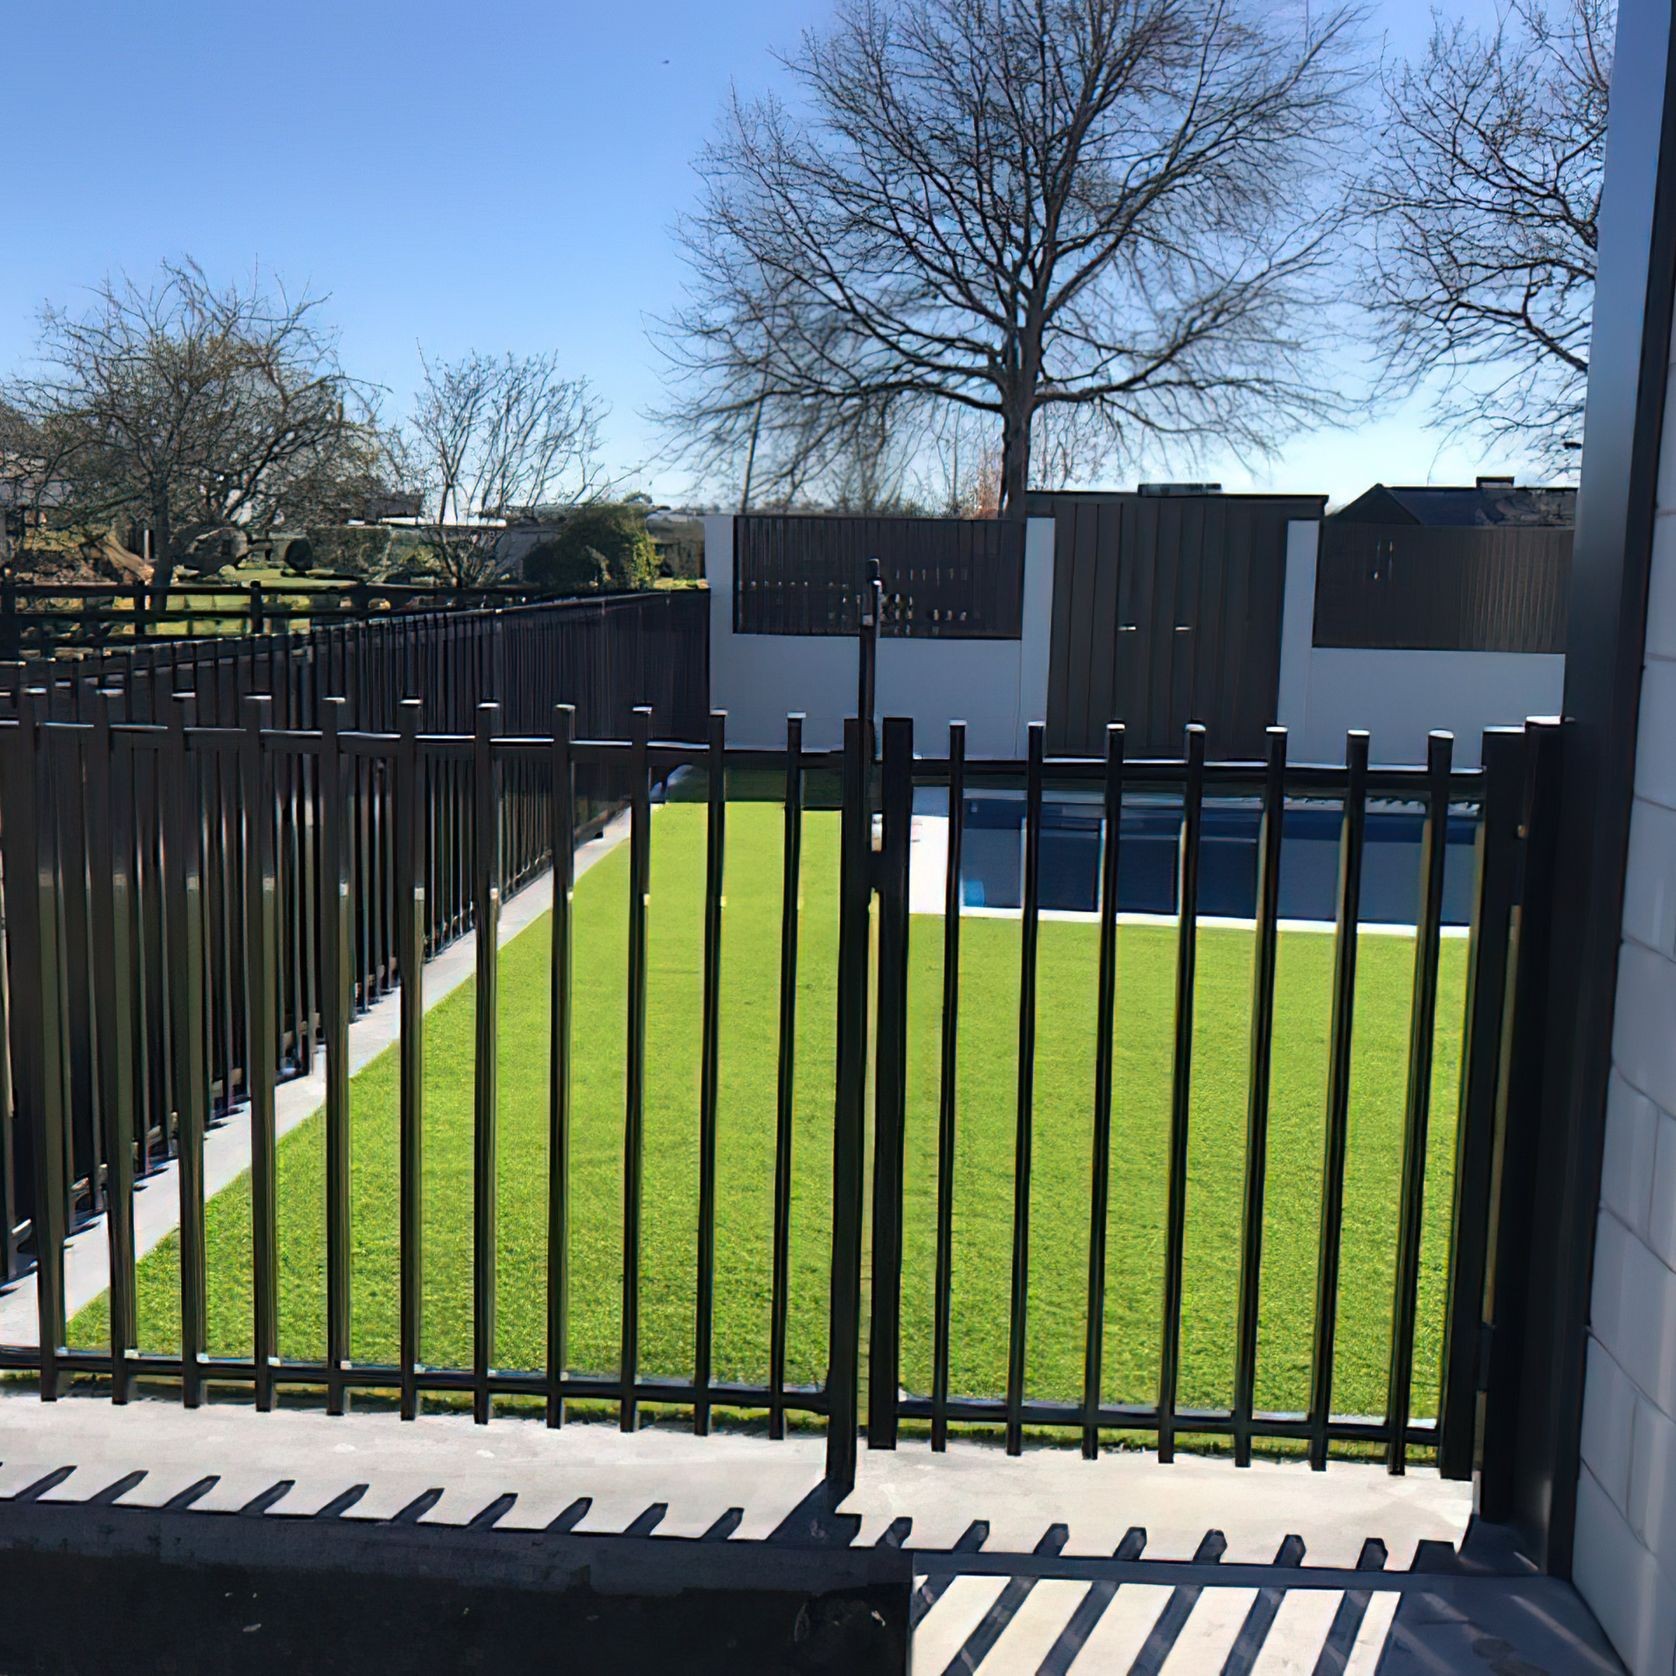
<box><xmin>1571</xmin><ymin>305</ymin><xmax>1676</xmax><ymax>1675</ymax></box>
<box><xmin>704</xmin><ymin>515</ymin><xmax>1055</xmax><ymax>757</ymax></box>
<box><xmin>1274</xmin><ymin>520</ymin><xmax>1566</xmax><ymax>768</ymax></box>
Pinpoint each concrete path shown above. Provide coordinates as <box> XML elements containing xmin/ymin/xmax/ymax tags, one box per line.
<box><xmin>0</xmin><ymin>1395</ymin><xmax>1624</xmax><ymax>1672</ymax></box>
<box><xmin>0</xmin><ymin>807</ymin><xmax>638</xmax><ymax>1347</ymax></box>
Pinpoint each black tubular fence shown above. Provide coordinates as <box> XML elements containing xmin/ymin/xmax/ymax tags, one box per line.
<box><xmin>0</xmin><ymin>591</ymin><xmax>707</xmax><ymax>1286</ymax></box>
<box><xmin>732</xmin><ymin>513</ymin><xmax>1025</xmax><ymax>638</ymax></box>
<box><xmin>0</xmin><ymin>569</ymin><xmax>568</xmax><ymax>656</ymax></box>
<box><xmin>0</xmin><ymin>684</ymin><xmax>1560</xmax><ymax>1492</ymax></box>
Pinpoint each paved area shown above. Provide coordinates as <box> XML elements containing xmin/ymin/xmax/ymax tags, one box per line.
<box><xmin>0</xmin><ymin>1394</ymin><xmax>1625</xmax><ymax>1672</ymax></box>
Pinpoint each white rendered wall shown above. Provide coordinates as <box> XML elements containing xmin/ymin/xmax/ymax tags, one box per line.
<box><xmin>1572</xmin><ymin>316</ymin><xmax>1676</xmax><ymax>1674</ymax></box>
<box><xmin>1273</xmin><ymin>519</ymin><xmax>1566</xmax><ymax>768</ymax></box>
<box><xmin>705</xmin><ymin>515</ymin><xmax>1055</xmax><ymax>757</ymax></box>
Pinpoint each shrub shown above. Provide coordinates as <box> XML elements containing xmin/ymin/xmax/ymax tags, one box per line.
<box><xmin>305</xmin><ymin>524</ymin><xmax>396</xmax><ymax>578</ymax></box>
<box><xmin>522</xmin><ymin>503</ymin><xmax>658</xmax><ymax>594</ymax></box>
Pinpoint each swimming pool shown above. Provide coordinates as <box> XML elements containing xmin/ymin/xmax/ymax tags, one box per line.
<box><xmin>938</xmin><ymin>788</ymin><xmax>1481</xmax><ymax>926</ymax></box>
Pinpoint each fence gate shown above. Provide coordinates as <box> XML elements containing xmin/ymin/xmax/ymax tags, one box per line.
<box><xmin>1034</xmin><ymin>492</ymin><xmax>1323</xmax><ymax>758</ymax></box>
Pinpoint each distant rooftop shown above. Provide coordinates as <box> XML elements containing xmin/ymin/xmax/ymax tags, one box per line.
<box><xmin>1332</xmin><ymin>479</ymin><xmax>1576</xmax><ymax>529</ymax></box>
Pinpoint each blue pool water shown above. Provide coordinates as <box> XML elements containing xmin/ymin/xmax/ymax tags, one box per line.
<box><xmin>952</xmin><ymin>791</ymin><xmax>1480</xmax><ymax>926</ymax></box>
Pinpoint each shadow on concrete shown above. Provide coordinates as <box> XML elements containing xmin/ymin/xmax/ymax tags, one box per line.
<box><xmin>0</xmin><ymin>1439</ymin><xmax>1628</xmax><ymax>1674</ymax></box>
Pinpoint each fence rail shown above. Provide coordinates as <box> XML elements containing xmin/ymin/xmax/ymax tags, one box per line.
<box><xmin>0</xmin><ymin>690</ymin><xmax>1555</xmax><ymax>1492</ymax></box>
<box><xmin>0</xmin><ymin>591</ymin><xmax>707</xmax><ymax>1284</ymax></box>
<box><xmin>0</xmin><ymin>570</ymin><xmax>606</xmax><ymax>656</ymax></box>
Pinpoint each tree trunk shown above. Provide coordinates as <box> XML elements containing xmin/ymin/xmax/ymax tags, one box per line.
<box><xmin>999</xmin><ymin>394</ymin><xmax>1034</xmax><ymax>519</ymax></box>
<box><xmin>147</xmin><ymin>498</ymin><xmax>175</xmax><ymax>620</ymax></box>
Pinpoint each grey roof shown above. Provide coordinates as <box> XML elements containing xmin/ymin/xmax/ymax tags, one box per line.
<box><xmin>1332</xmin><ymin>483</ymin><xmax>1576</xmax><ymax>528</ymax></box>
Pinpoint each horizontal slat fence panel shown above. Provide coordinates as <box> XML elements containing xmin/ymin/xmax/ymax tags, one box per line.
<box><xmin>733</xmin><ymin>515</ymin><xmax>1024</xmax><ymax>638</ymax></box>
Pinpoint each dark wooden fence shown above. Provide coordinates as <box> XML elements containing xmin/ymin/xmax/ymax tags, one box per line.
<box><xmin>1313</xmin><ymin>525</ymin><xmax>1572</xmax><ymax>652</ymax></box>
<box><xmin>0</xmin><ymin>591</ymin><xmax>707</xmax><ymax>1286</ymax></box>
<box><xmin>1034</xmin><ymin>492</ymin><xmax>1324</xmax><ymax>758</ymax></box>
<box><xmin>732</xmin><ymin>514</ymin><xmax>1024</xmax><ymax>638</ymax></box>
<box><xmin>0</xmin><ymin>694</ymin><xmax>1557</xmax><ymax>1496</ymax></box>
<box><xmin>0</xmin><ymin>570</ymin><xmax>566</xmax><ymax>656</ymax></box>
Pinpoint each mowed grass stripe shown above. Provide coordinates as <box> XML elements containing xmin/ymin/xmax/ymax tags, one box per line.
<box><xmin>71</xmin><ymin>799</ymin><xmax>1465</xmax><ymax>1431</ymax></box>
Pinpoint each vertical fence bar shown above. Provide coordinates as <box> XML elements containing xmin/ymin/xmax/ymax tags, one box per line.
<box><xmin>89</xmin><ymin>693</ymin><xmax>137</xmax><ymax>1404</ymax></box>
<box><xmin>166</xmin><ymin>693</ymin><xmax>208</xmax><ymax>1408</ymax></box>
<box><xmin>1081</xmin><ymin>723</ymin><xmax>1125</xmax><ymax>1459</ymax></box>
<box><xmin>620</xmin><ymin>704</ymin><xmax>652</xmax><ymax>1432</ymax></box>
<box><xmin>1309</xmin><ymin>729</ymin><xmax>1370</xmax><ymax>1471</ymax></box>
<box><xmin>1157</xmin><ymin>723</ymin><xmax>1206</xmax><ymax>1463</ymax></box>
<box><xmin>769</xmin><ymin>713</ymin><xmax>804</xmax><ymax>1439</ymax></box>
<box><xmin>1005</xmin><ymin>722</ymin><xmax>1046</xmax><ymax>1456</ymax></box>
<box><xmin>868</xmin><ymin>715</ymin><xmax>914</xmax><ymax>1450</ymax></box>
<box><xmin>397</xmin><ymin>700</ymin><xmax>425</xmax><ymax>1422</ymax></box>
<box><xmin>241</xmin><ymin>695</ymin><xmax>279</xmax><ymax>1411</ymax></box>
<box><xmin>1232</xmin><ymin>726</ymin><xmax>1288</xmax><ymax>1466</ymax></box>
<box><xmin>472</xmin><ymin>702</ymin><xmax>502</xmax><ymax>1425</ymax></box>
<box><xmin>694</xmin><ymin>709</ymin><xmax>727</xmax><ymax>1435</ymax></box>
<box><xmin>1385</xmin><ymin>732</ymin><xmax>1454</xmax><ymax>1473</ymax></box>
<box><xmin>318</xmin><ymin>697</ymin><xmax>353</xmax><ymax>1416</ymax></box>
<box><xmin>7</xmin><ymin>692</ymin><xmax>66</xmax><ymax>1394</ymax></box>
<box><xmin>825</xmin><ymin>716</ymin><xmax>869</xmax><ymax>1489</ymax></box>
<box><xmin>1438</xmin><ymin>727</ymin><xmax>1528</xmax><ymax>1482</ymax></box>
<box><xmin>547</xmin><ymin>704</ymin><xmax>575</xmax><ymax>1428</ymax></box>
<box><xmin>932</xmin><ymin>720</ymin><xmax>967</xmax><ymax>1453</ymax></box>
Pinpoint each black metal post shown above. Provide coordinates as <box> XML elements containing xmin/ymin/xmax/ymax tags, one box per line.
<box><xmin>165</xmin><ymin>693</ymin><xmax>208</xmax><ymax>1408</ymax></box>
<box><xmin>397</xmin><ymin>699</ymin><xmax>425</xmax><ymax>1422</ymax></box>
<box><xmin>769</xmin><ymin>713</ymin><xmax>804</xmax><ymax>1439</ymax></box>
<box><xmin>620</xmin><ymin>705</ymin><xmax>651</xmax><ymax>1432</ymax></box>
<box><xmin>856</xmin><ymin>558</ymin><xmax>881</xmax><ymax>741</ymax></box>
<box><xmin>932</xmin><ymin>721</ymin><xmax>967</xmax><ymax>1452</ymax></box>
<box><xmin>867</xmin><ymin>715</ymin><xmax>913</xmax><ymax>1449</ymax></box>
<box><xmin>319</xmin><ymin>697</ymin><xmax>353</xmax><ymax>1415</ymax></box>
<box><xmin>546</xmin><ymin>703</ymin><xmax>575</xmax><ymax>1428</ymax></box>
<box><xmin>1233</xmin><ymin>726</ymin><xmax>1287</xmax><ymax>1467</ymax></box>
<box><xmin>694</xmin><ymin>709</ymin><xmax>727</xmax><ymax>1435</ymax></box>
<box><xmin>1082</xmin><ymin>722</ymin><xmax>1126</xmax><ymax>1459</ymax></box>
<box><xmin>1005</xmin><ymin>722</ymin><xmax>1046</xmax><ymax>1456</ymax></box>
<box><xmin>825</xmin><ymin>716</ymin><xmax>870</xmax><ymax>1490</ymax></box>
<box><xmin>472</xmin><ymin>702</ymin><xmax>502</xmax><ymax>1425</ymax></box>
<box><xmin>1308</xmin><ymin>729</ymin><xmax>1370</xmax><ymax>1470</ymax></box>
<box><xmin>1385</xmin><ymin>731</ymin><xmax>1454</xmax><ymax>1473</ymax></box>
<box><xmin>1437</xmin><ymin>727</ymin><xmax>1528</xmax><ymax>1482</ymax></box>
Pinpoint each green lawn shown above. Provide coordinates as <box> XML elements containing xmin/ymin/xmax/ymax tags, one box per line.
<box><xmin>70</xmin><ymin>796</ymin><xmax>1466</xmax><ymax>1440</ymax></box>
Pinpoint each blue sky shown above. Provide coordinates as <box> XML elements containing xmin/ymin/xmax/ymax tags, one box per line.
<box><xmin>0</xmin><ymin>0</ymin><xmax>1523</xmax><ymax>505</ymax></box>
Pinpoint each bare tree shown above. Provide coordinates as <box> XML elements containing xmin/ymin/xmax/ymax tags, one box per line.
<box><xmin>406</xmin><ymin>350</ymin><xmax>605</xmax><ymax>585</ymax></box>
<box><xmin>656</xmin><ymin>0</ymin><xmax>1364</xmax><ymax>514</ymax></box>
<box><xmin>1360</xmin><ymin>0</ymin><xmax>1611</xmax><ymax>468</ymax></box>
<box><xmin>2</xmin><ymin>259</ymin><xmax>374</xmax><ymax>598</ymax></box>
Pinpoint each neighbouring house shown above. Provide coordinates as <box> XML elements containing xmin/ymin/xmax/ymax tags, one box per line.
<box><xmin>1333</xmin><ymin>476</ymin><xmax>1576</xmax><ymax>527</ymax></box>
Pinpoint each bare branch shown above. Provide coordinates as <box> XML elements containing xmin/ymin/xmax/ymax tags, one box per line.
<box><xmin>1358</xmin><ymin>0</ymin><xmax>1609</xmax><ymax>469</ymax></box>
<box><xmin>405</xmin><ymin>349</ymin><xmax>605</xmax><ymax>586</ymax></box>
<box><xmin>653</xmin><ymin>0</ymin><xmax>1365</xmax><ymax>511</ymax></box>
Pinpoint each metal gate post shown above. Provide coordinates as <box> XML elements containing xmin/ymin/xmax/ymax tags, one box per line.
<box><xmin>825</xmin><ymin>716</ymin><xmax>871</xmax><ymax>1490</ymax></box>
<box><xmin>1437</xmin><ymin>726</ymin><xmax>1527</xmax><ymax>1480</ymax></box>
<box><xmin>1476</xmin><ymin>719</ymin><xmax>1564</xmax><ymax>1522</ymax></box>
<box><xmin>867</xmin><ymin>717</ymin><xmax>913</xmax><ymax>1448</ymax></box>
